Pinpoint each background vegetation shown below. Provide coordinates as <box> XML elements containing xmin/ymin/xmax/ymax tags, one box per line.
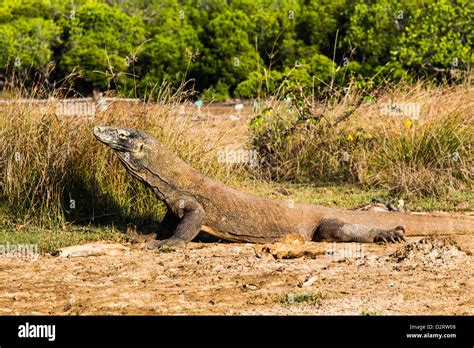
<box><xmin>250</xmin><ymin>83</ymin><xmax>473</xmax><ymax>198</ymax></box>
<box><xmin>0</xmin><ymin>0</ymin><xmax>472</xmax><ymax>100</ymax></box>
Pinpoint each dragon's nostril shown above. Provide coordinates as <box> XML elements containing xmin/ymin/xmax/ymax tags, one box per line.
<box><xmin>93</xmin><ymin>126</ymin><xmax>104</xmax><ymax>134</ymax></box>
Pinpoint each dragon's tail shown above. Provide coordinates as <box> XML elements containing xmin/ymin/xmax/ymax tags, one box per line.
<box><xmin>317</xmin><ymin>207</ymin><xmax>473</xmax><ymax>237</ymax></box>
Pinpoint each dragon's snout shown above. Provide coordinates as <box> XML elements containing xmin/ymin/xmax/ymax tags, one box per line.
<box><xmin>93</xmin><ymin>125</ymin><xmax>106</xmax><ymax>134</ymax></box>
<box><xmin>93</xmin><ymin>125</ymin><xmax>115</xmax><ymax>144</ymax></box>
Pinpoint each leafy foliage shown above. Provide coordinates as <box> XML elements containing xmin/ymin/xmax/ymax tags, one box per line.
<box><xmin>0</xmin><ymin>17</ymin><xmax>60</xmax><ymax>69</ymax></box>
<box><xmin>0</xmin><ymin>0</ymin><xmax>472</xmax><ymax>97</ymax></box>
<box><xmin>398</xmin><ymin>0</ymin><xmax>473</xmax><ymax>73</ymax></box>
<box><xmin>58</xmin><ymin>2</ymin><xmax>146</xmax><ymax>91</ymax></box>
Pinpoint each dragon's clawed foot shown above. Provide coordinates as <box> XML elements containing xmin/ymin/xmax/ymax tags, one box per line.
<box><xmin>147</xmin><ymin>237</ymin><xmax>187</xmax><ymax>250</ymax></box>
<box><xmin>373</xmin><ymin>226</ymin><xmax>406</xmax><ymax>244</ymax></box>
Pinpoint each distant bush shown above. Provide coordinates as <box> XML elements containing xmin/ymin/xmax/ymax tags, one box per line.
<box><xmin>200</xmin><ymin>81</ymin><xmax>231</xmax><ymax>102</ymax></box>
<box><xmin>249</xmin><ymin>83</ymin><xmax>473</xmax><ymax>198</ymax></box>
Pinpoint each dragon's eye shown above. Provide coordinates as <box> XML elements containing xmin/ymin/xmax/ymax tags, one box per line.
<box><xmin>118</xmin><ymin>132</ymin><xmax>127</xmax><ymax>139</ymax></box>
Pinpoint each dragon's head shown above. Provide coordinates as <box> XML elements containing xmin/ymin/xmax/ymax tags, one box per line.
<box><xmin>93</xmin><ymin>125</ymin><xmax>150</xmax><ymax>170</ymax></box>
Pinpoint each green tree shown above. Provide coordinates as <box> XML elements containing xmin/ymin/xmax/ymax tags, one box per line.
<box><xmin>1</xmin><ymin>0</ymin><xmax>472</xmax><ymax>96</ymax></box>
<box><xmin>197</xmin><ymin>8</ymin><xmax>261</xmax><ymax>100</ymax></box>
<box><xmin>137</xmin><ymin>0</ymin><xmax>202</xmax><ymax>93</ymax></box>
<box><xmin>58</xmin><ymin>1</ymin><xmax>145</xmax><ymax>91</ymax></box>
<box><xmin>398</xmin><ymin>0</ymin><xmax>473</xmax><ymax>74</ymax></box>
<box><xmin>0</xmin><ymin>0</ymin><xmax>63</xmax><ymax>71</ymax></box>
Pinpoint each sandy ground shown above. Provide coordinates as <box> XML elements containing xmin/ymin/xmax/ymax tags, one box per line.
<box><xmin>0</xmin><ymin>235</ymin><xmax>472</xmax><ymax>315</ymax></box>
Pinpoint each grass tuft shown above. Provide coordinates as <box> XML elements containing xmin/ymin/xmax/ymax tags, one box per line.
<box><xmin>277</xmin><ymin>291</ymin><xmax>328</xmax><ymax>305</ymax></box>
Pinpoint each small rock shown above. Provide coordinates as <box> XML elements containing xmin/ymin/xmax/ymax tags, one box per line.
<box><xmin>56</xmin><ymin>243</ymin><xmax>128</xmax><ymax>258</ymax></box>
<box><xmin>272</xmin><ymin>187</ymin><xmax>293</xmax><ymax>196</ymax></box>
<box><xmin>299</xmin><ymin>276</ymin><xmax>318</xmax><ymax>288</ymax></box>
<box><xmin>456</xmin><ymin>201</ymin><xmax>469</xmax><ymax>210</ymax></box>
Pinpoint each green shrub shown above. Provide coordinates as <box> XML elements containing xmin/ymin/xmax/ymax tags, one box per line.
<box><xmin>249</xmin><ymin>83</ymin><xmax>473</xmax><ymax>198</ymax></box>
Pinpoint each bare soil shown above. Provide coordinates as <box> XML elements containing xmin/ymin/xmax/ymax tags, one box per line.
<box><xmin>0</xmin><ymin>235</ymin><xmax>472</xmax><ymax>315</ymax></box>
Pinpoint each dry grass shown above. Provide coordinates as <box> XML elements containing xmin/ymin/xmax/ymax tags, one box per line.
<box><xmin>1</xmin><ymin>80</ymin><xmax>472</xmax><ymax>228</ymax></box>
<box><xmin>250</xmin><ymin>82</ymin><xmax>473</xmax><ymax>198</ymax></box>
<box><xmin>0</xmin><ymin>86</ymin><xmax>240</xmax><ymax>227</ymax></box>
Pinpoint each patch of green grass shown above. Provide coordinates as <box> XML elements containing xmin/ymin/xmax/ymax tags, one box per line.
<box><xmin>361</xmin><ymin>309</ymin><xmax>384</xmax><ymax>316</ymax></box>
<box><xmin>277</xmin><ymin>291</ymin><xmax>327</xmax><ymax>305</ymax></box>
<box><xmin>230</xmin><ymin>179</ymin><xmax>473</xmax><ymax>212</ymax></box>
<box><xmin>0</xmin><ymin>217</ymin><xmax>129</xmax><ymax>254</ymax></box>
<box><xmin>159</xmin><ymin>246</ymin><xmax>175</xmax><ymax>253</ymax></box>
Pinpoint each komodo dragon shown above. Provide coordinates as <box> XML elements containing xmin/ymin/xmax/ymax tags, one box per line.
<box><xmin>93</xmin><ymin>125</ymin><xmax>472</xmax><ymax>248</ymax></box>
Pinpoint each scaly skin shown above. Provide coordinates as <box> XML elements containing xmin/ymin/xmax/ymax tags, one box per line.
<box><xmin>93</xmin><ymin>126</ymin><xmax>472</xmax><ymax>248</ymax></box>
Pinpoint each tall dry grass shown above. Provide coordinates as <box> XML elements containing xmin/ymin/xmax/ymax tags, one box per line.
<box><xmin>0</xmin><ymin>84</ymin><xmax>241</xmax><ymax>227</ymax></box>
<box><xmin>1</xmin><ymin>79</ymin><xmax>472</xmax><ymax>228</ymax></box>
<box><xmin>250</xmin><ymin>82</ymin><xmax>473</xmax><ymax>198</ymax></box>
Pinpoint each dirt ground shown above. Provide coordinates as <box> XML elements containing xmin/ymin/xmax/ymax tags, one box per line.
<box><xmin>0</xmin><ymin>234</ymin><xmax>472</xmax><ymax>315</ymax></box>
